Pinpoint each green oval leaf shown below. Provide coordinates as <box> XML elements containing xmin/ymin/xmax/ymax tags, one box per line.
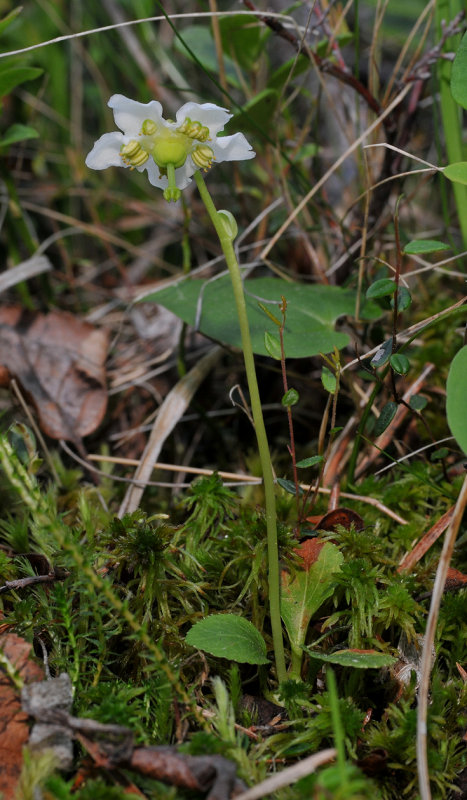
<box><xmin>0</xmin><ymin>123</ymin><xmax>39</xmax><ymax>149</ymax></box>
<box><xmin>370</xmin><ymin>338</ymin><xmax>393</xmax><ymax>368</ymax></box>
<box><xmin>143</xmin><ymin>276</ymin><xmax>379</xmax><ymax>359</ymax></box>
<box><xmin>304</xmin><ymin>648</ymin><xmax>397</xmax><ymax>669</ymax></box>
<box><xmin>321</xmin><ymin>366</ymin><xmax>337</xmax><ymax>394</ymax></box>
<box><xmin>277</xmin><ymin>477</ymin><xmax>304</xmax><ymax>495</ymax></box>
<box><xmin>282</xmin><ymin>388</ymin><xmax>299</xmax><ymax>407</ymax></box>
<box><xmin>444</xmin><ymin>162</ymin><xmax>467</xmax><ymax>186</ymax></box>
<box><xmin>374</xmin><ymin>401</ymin><xmax>398</xmax><ymax>436</ymax></box>
<box><xmin>296</xmin><ymin>455</ymin><xmax>324</xmax><ymax>469</ymax></box>
<box><xmin>451</xmin><ymin>31</ymin><xmax>467</xmax><ymax>110</ymax></box>
<box><xmin>391</xmin><ymin>286</ymin><xmax>412</xmax><ymax>312</ymax></box>
<box><xmin>0</xmin><ymin>66</ymin><xmax>43</xmax><ymax>98</ymax></box>
<box><xmin>264</xmin><ymin>330</ymin><xmax>281</xmax><ymax>360</ymax></box>
<box><xmin>446</xmin><ymin>345</ymin><xmax>467</xmax><ymax>454</ymax></box>
<box><xmin>389</xmin><ymin>353</ymin><xmax>410</xmax><ymax>375</ymax></box>
<box><xmin>409</xmin><ymin>394</ymin><xmax>428</xmax><ymax>411</ymax></box>
<box><xmin>366</xmin><ymin>278</ymin><xmax>395</xmax><ymax>299</ymax></box>
<box><xmin>185</xmin><ymin>614</ymin><xmax>269</xmax><ymax>665</ymax></box>
<box><xmin>403</xmin><ymin>239</ymin><xmax>449</xmax><ymax>255</ymax></box>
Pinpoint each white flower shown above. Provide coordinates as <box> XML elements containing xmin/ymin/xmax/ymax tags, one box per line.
<box><xmin>85</xmin><ymin>94</ymin><xmax>255</xmax><ymax>201</ymax></box>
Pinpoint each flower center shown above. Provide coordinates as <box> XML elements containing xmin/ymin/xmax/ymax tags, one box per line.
<box><xmin>119</xmin><ymin>116</ymin><xmax>216</xmax><ymax>201</ymax></box>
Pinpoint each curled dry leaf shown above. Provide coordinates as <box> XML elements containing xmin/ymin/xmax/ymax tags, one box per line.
<box><xmin>0</xmin><ymin>633</ymin><xmax>44</xmax><ymax>800</ymax></box>
<box><xmin>0</xmin><ymin>306</ymin><xmax>108</xmax><ymax>440</ymax></box>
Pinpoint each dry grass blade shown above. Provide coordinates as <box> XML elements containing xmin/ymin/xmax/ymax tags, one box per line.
<box><xmin>233</xmin><ymin>748</ymin><xmax>337</xmax><ymax>800</ymax></box>
<box><xmin>119</xmin><ymin>346</ymin><xmax>222</xmax><ymax>516</ymax></box>
<box><xmin>416</xmin><ymin>474</ymin><xmax>467</xmax><ymax>800</ymax></box>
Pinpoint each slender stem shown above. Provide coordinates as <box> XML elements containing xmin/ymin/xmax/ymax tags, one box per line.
<box><xmin>194</xmin><ymin>170</ymin><xmax>286</xmax><ymax>683</ymax></box>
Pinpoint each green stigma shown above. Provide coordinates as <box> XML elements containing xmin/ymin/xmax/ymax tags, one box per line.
<box><xmin>163</xmin><ymin>163</ymin><xmax>181</xmax><ymax>203</ymax></box>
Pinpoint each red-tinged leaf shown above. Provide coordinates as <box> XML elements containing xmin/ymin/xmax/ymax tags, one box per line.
<box><xmin>307</xmin><ymin>507</ymin><xmax>365</xmax><ymax>533</ymax></box>
<box><xmin>295</xmin><ymin>537</ymin><xmax>325</xmax><ymax>569</ymax></box>
<box><xmin>445</xmin><ymin>567</ymin><xmax>467</xmax><ymax>591</ymax></box>
<box><xmin>0</xmin><ymin>307</ymin><xmax>108</xmax><ymax>440</ymax></box>
<box><xmin>0</xmin><ymin>633</ymin><xmax>44</xmax><ymax>800</ymax></box>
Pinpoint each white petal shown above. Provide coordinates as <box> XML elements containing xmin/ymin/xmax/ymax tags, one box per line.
<box><xmin>109</xmin><ymin>94</ymin><xmax>165</xmax><ymax>136</ymax></box>
<box><xmin>176</xmin><ymin>102</ymin><xmax>231</xmax><ymax>136</ymax></box>
<box><xmin>141</xmin><ymin>158</ymin><xmax>168</xmax><ymax>189</ymax></box>
<box><xmin>85</xmin><ymin>132</ymin><xmax>126</xmax><ymax>170</ymax></box>
<box><xmin>210</xmin><ymin>132</ymin><xmax>255</xmax><ymax>163</ymax></box>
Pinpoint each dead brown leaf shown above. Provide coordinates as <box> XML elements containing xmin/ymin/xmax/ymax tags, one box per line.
<box><xmin>0</xmin><ymin>306</ymin><xmax>108</xmax><ymax>440</ymax></box>
<box><xmin>0</xmin><ymin>633</ymin><xmax>44</xmax><ymax>800</ymax></box>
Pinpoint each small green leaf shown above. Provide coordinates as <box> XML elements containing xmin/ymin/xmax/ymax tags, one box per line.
<box><xmin>409</xmin><ymin>394</ymin><xmax>427</xmax><ymax>411</ymax></box>
<box><xmin>391</xmin><ymin>286</ymin><xmax>411</xmax><ymax>312</ymax></box>
<box><xmin>370</xmin><ymin>338</ymin><xmax>393</xmax><ymax>368</ymax></box>
<box><xmin>389</xmin><ymin>353</ymin><xmax>410</xmax><ymax>375</ymax></box>
<box><xmin>321</xmin><ymin>366</ymin><xmax>337</xmax><ymax>394</ymax></box>
<box><xmin>185</xmin><ymin>615</ymin><xmax>269</xmax><ymax>665</ymax></box>
<box><xmin>451</xmin><ymin>31</ymin><xmax>467</xmax><ymax>110</ymax></box>
<box><xmin>0</xmin><ymin>123</ymin><xmax>39</xmax><ymax>149</ymax></box>
<box><xmin>0</xmin><ymin>7</ymin><xmax>23</xmax><ymax>38</ymax></box>
<box><xmin>277</xmin><ymin>477</ymin><xmax>304</xmax><ymax>495</ymax></box>
<box><xmin>444</xmin><ymin>162</ymin><xmax>467</xmax><ymax>186</ymax></box>
<box><xmin>366</xmin><ymin>278</ymin><xmax>395</xmax><ymax>299</ymax></box>
<box><xmin>430</xmin><ymin>447</ymin><xmax>449</xmax><ymax>462</ymax></box>
<box><xmin>374</xmin><ymin>401</ymin><xmax>398</xmax><ymax>436</ymax></box>
<box><xmin>296</xmin><ymin>455</ymin><xmax>324</xmax><ymax>469</ymax></box>
<box><xmin>304</xmin><ymin>648</ymin><xmax>397</xmax><ymax>669</ymax></box>
<box><xmin>258</xmin><ymin>302</ymin><xmax>281</xmax><ymax>326</ymax></box>
<box><xmin>403</xmin><ymin>239</ymin><xmax>449</xmax><ymax>255</ymax></box>
<box><xmin>446</xmin><ymin>345</ymin><xmax>467</xmax><ymax>454</ymax></box>
<box><xmin>264</xmin><ymin>330</ymin><xmax>282</xmax><ymax>360</ymax></box>
<box><xmin>0</xmin><ymin>66</ymin><xmax>43</xmax><ymax>98</ymax></box>
<box><xmin>281</xmin><ymin>543</ymin><xmax>343</xmax><ymax>659</ymax></box>
<box><xmin>282</xmin><ymin>388</ymin><xmax>299</xmax><ymax>407</ymax></box>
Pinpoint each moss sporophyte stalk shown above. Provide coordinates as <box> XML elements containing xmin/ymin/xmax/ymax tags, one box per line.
<box><xmin>86</xmin><ymin>95</ymin><xmax>287</xmax><ymax>683</ymax></box>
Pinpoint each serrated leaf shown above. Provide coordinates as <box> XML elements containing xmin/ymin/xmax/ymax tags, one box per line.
<box><xmin>451</xmin><ymin>31</ymin><xmax>467</xmax><ymax>110</ymax></box>
<box><xmin>446</xmin><ymin>345</ymin><xmax>467</xmax><ymax>454</ymax></box>
<box><xmin>366</xmin><ymin>278</ymin><xmax>396</xmax><ymax>299</ymax></box>
<box><xmin>444</xmin><ymin>162</ymin><xmax>467</xmax><ymax>186</ymax></box>
<box><xmin>142</xmin><ymin>276</ymin><xmax>380</xmax><ymax>359</ymax></box>
<box><xmin>403</xmin><ymin>239</ymin><xmax>449</xmax><ymax>255</ymax></box>
<box><xmin>281</xmin><ymin>542</ymin><xmax>343</xmax><ymax>659</ymax></box>
<box><xmin>389</xmin><ymin>353</ymin><xmax>410</xmax><ymax>375</ymax></box>
<box><xmin>296</xmin><ymin>455</ymin><xmax>324</xmax><ymax>468</ymax></box>
<box><xmin>185</xmin><ymin>614</ymin><xmax>269</xmax><ymax>665</ymax></box>
<box><xmin>374</xmin><ymin>401</ymin><xmax>398</xmax><ymax>436</ymax></box>
<box><xmin>304</xmin><ymin>648</ymin><xmax>397</xmax><ymax>669</ymax></box>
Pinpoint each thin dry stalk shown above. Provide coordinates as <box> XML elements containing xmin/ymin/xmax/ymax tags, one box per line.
<box><xmin>416</xmin><ymin>474</ymin><xmax>467</xmax><ymax>800</ymax></box>
<box><xmin>234</xmin><ymin>748</ymin><xmax>337</xmax><ymax>800</ymax></box>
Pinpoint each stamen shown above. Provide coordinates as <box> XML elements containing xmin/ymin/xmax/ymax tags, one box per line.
<box><xmin>191</xmin><ymin>145</ymin><xmax>214</xmax><ymax>170</ymax></box>
<box><xmin>141</xmin><ymin>119</ymin><xmax>158</xmax><ymax>135</ymax></box>
<box><xmin>177</xmin><ymin>118</ymin><xmax>210</xmax><ymax>142</ymax></box>
<box><xmin>120</xmin><ymin>140</ymin><xmax>148</xmax><ymax>168</ymax></box>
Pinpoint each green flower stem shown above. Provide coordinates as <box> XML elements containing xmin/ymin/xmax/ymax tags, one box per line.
<box><xmin>194</xmin><ymin>170</ymin><xmax>286</xmax><ymax>684</ymax></box>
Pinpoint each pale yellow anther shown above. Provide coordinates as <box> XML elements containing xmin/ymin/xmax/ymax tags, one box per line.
<box><xmin>120</xmin><ymin>140</ymin><xmax>149</xmax><ymax>168</ymax></box>
<box><xmin>141</xmin><ymin>119</ymin><xmax>158</xmax><ymax>136</ymax></box>
<box><xmin>191</xmin><ymin>144</ymin><xmax>214</xmax><ymax>170</ymax></box>
<box><xmin>177</xmin><ymin>118</ymin><xmax>210</xmax><ymax>142</ymax></box>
